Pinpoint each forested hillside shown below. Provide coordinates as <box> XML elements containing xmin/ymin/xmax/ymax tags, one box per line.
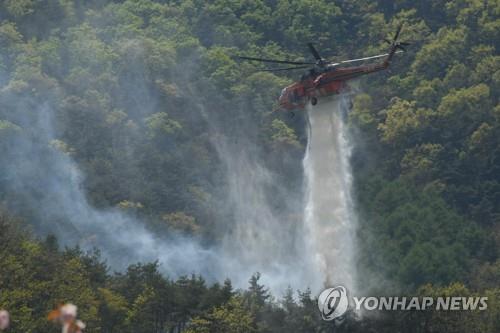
<box><xmin>0</xmin><ymin>0</ymin><xmax>499</xmax><ymax>332</ymax></box>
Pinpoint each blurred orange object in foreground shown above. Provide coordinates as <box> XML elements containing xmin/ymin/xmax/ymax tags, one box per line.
<box><xmin>48</xmin><ymin>303</ymin><xmax>86</xmax><ymax>333</ymax></box>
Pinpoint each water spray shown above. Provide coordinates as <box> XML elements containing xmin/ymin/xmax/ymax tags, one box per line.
<box><xmin>303</xmin><ymin>95</ymin><xmax>358</xmax><ymax>293</ymax></box>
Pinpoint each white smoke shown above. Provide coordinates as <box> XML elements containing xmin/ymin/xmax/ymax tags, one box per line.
<box><xmin>303</xmin><ymin>96</ymin><xmax>358</xmax><ymax>293</ymax></box>
<box><xmin>1</xmin><ymin>104</ymin><xmax>221</xmax><ymax>278</ymax></box>
<box><xmin>213</xmin><ymin>137</ymin><xmax>313</xmax><ymax>293</ymax></box>
<box><xmin>2</xmin><ymin>100</ymin><xmax>314</xmax><ymax>292</ymax></box>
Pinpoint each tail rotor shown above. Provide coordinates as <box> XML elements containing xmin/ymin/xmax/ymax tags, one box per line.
<box><xmin>384</xmin><ymin>23</ymin><xmax>411</xmax><ymax>51</ymax></box>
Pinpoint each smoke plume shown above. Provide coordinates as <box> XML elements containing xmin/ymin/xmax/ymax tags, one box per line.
<box><xmin>0</xmin><ymin>102</ymin><xmax>221</xmax><ymax>277</ymax></box>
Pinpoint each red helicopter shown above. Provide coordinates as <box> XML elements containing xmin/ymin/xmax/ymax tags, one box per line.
<box><xmin>238</xmin><ymin>24</ymin><xmax>409</xmax><ymax>111</ymax></box>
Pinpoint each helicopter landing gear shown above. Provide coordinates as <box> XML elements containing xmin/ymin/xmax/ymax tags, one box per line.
<box><xmin>311</xmin><ymin>97</ymin><xmax>318</xmax><ymax>106</ymax></box>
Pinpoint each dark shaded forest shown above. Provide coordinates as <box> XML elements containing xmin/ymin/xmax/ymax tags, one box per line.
<box><xmin>0</xmin><ymin>0</ymin><xmax>499</xmax><ymax>332</ymax></box>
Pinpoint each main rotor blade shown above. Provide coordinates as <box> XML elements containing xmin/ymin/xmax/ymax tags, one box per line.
<box><xmin>393</xmin><ymin>23</ymin><xmax>404</xmax><ymax>40</ymax></box>
<box><xmin>259</xmin><ymin>65</ymin><xmax>311</xmax><ymax>72</ymax></box>
<box><xmin>307</xmin><ymin>43</ymin><xmax>322</xmax><ymax>61</ymax></box>
<box><xmin>336</xmin><ymin>50</ymin><xmax>404</xmax><ymax>64</ymax></box>
<box><xmin>238</xmin><ymin>56</ymin><xmax>313</xmax><ymax>65</ymax></box>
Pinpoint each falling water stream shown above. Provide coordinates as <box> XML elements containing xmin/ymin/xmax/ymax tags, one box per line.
<box><xmin>303</xmin><ymin>96</ymin><xmax>357</xmax><ymax>293</ymax></box>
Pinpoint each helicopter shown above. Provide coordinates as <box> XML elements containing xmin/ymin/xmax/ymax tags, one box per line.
<box><xmin>238</xmin><ymin>24</ymin><xmax>409</xmax><ymax>111</ymax></box>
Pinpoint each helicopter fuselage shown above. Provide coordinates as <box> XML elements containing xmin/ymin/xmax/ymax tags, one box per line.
<box><xmin>278</xmin><ymin>61</ymin><xmax>388</xmax><ymax>110</ymax></box>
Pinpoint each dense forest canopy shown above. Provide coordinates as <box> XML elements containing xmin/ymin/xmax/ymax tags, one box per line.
<box><xmin>0</xmin><ymin>0</ymin><xmax>499</xmax><ymax>332</ymax></box>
